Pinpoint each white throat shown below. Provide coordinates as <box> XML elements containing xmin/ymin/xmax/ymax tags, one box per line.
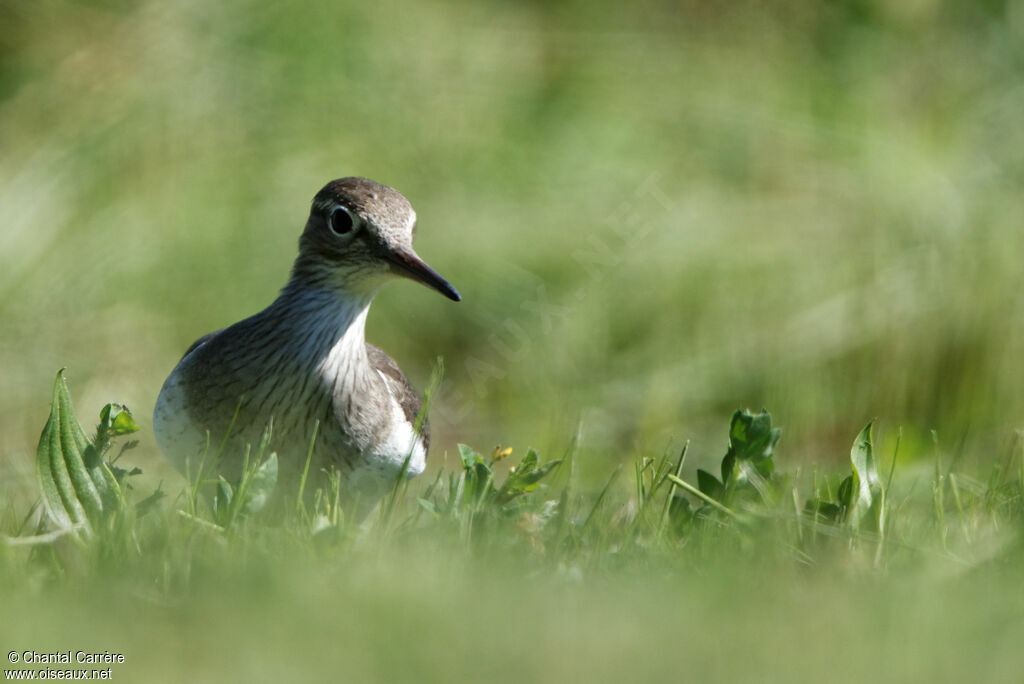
<box><xmin>272</xmin><ymin>283</ymin><xmax>375</xmax><ymax>391</ymax></box>
<box><xmin>269</xmin><ymin>280</ymin><xmax>426</xmax><ymax>486</ymax></box>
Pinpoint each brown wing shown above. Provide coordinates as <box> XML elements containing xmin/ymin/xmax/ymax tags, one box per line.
<box><xmin>366</xmin><ymin>343</ymin><xmax>430</xmax><ymax>453</ymax></box>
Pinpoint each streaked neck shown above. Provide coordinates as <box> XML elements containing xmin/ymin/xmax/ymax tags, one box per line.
<box><xmin>269</xmin><ymin>278</ymin><xmax>376</xmax><ymax>385</ymax></box>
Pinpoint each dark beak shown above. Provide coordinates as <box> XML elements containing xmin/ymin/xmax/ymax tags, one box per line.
<box><xmin>384</xmin><ymin>247</ymin><xmax>461</xmax><ymax>302</ymax></box>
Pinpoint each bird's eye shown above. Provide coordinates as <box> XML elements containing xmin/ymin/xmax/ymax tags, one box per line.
<box><xmin>328</xmin><ymin>206</ymin><xmax>356</xmax><ymax>236</ymax></box>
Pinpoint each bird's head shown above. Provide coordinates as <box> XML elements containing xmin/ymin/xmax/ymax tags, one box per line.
<box><xmin>295</xmin><ymin>177</ymin><xmax>461</xmax><ymax>302</ymax></box>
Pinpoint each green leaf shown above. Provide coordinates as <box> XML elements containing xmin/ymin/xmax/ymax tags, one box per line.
<box><xmin>35</xmin><ymin>370</ymin><xmax>124</xmax><ymax>534</ymax></box>
<box><xmin>845</xmin><ymin>420</ymin><xmax>884</xmax><ymax>532</ymax></box>
<box><xmin>457</xmin><ymin>444</ymin><xmax>495</xmax><ymax>508</ymax></box>
<box><xmin>109</xmin><ymin>462</ymin><xmax>142</xmax><ymax>485</ymax></box>
<box><xmin>516</xmin><ymin>459</ymin><xmax>561</xmax><ymax>488</ymax></box>
<box><xmin>501</xmin><ymin>449</ymin><xmax>547</xmax><ymax>488</ymax></box>
<box><xmin>727</xmin><ymin>409</ymin><xmax>781</xmax><ymax>462</ymax></box>
<box><xmin>135</xmin><ymin>487</ymin><xmax>166</xmax><ymax>518</ymax></box>
<box><xmin>458</xmin><ymin>443</ymin><xmax>483</xmax><ymax>469</ymax></box>
<box><xmin>804</xmin><ymin>499</ymin><xmax>842</xmax><ymax>522</ymax></box>
<box><xmin>417</xmin><ymin>497</ymin><xmax>439</xmax><ymax>516</ymax></box>
<box><xmin>100</xmin><ymin>403</ymin><xmax>140</xmax><ymax>437</ymax></box>
<box><xmin>497</xmin><ymin>449</ymin><xmax>561</xmax><ymax>505</ymax></box>
<box><xmin>721</xmin><ymin>409</ymin><xmax>781</xmax><ymax>489</ymax></box>
<box><xmin>668</xmin><ymin>494</ymin><xmax>693</xmax><ymax>530</ymax></box>
<box><xmin>837</xmin><ymin>475</ymin><xmax>854</xmax><ymax>509</ymax></box>
<box><xmin>696</xmin><ymin>469</ymin><xmax>723</xmax><ymax>500</ymax></box>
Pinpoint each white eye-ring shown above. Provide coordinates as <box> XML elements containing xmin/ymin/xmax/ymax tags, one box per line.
<box><xmin>328</xmin><ymin>205</ymin><xmax>359</xmax><ymax>236</ymax></box>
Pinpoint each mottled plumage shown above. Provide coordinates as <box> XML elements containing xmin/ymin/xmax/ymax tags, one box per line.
<box><xmin>153</xmin><ymin>178</ymin><xmax>460</xmax><ymax>501</ymax></box>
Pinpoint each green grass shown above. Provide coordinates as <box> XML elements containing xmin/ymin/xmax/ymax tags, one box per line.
<box><xmin>3</xmin><ymin>0</ymin><xmax>1024</xmax><ymax>680</ymax></box>
<box><xmin>3</xmin><ymin>375</ymin><xmax>1024</xmax><ymax>681</ymax></box>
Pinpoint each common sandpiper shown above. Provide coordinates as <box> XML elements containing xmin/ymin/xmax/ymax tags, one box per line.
<box><xmin>153</xmin><ymin>177</ymin><xmax>460</xmax><ymax>501</ymax></box>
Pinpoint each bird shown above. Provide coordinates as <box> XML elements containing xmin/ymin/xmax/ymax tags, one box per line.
<box><xmin>153</xmin><ymin>177</ymin><xmax>460</xmax><ymax>504</ymax></box>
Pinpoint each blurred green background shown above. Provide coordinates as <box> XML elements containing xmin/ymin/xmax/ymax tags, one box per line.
<box><xmin>2</xmin><ymin>0</ymin><xmax>1023</xmax><ymax>500</ymax></box>
<box><xmin>4</xmin><ymin>2</ymin><xmax>1024</xmax><ymax>682</ymax></box>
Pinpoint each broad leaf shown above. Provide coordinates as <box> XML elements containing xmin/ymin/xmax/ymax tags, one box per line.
<box><xmin>36</xmin><ymin>370</ymin><xmax>125</xmax><ymax>534</ymax></box>
<box><xmin>845</xmin><ymin>420</ymin><xmax>884</xmax><ymax>532</ymax></box>
<box><xmin>722</xmin><ymin>409</ymin><xmax>781</xmax><ymax>486</ymax></box>
<box><xmin>696</xmin><ymin>469</ymin><xmax>723</xmax><ymax>500</ymax></box>
<box><xmin>805</xmin><ymin>498</ymin><xmax>842</xmax><ymax>523</ymax></box>
<box><xmin>458</xmin><ymin>443</ymin><xmax>483</xmax><ymax>469</ymax></box>
<box><xmin>498</xmin><ymin>449</ymin><xmax>561</xmax><ymax>504</ymax></box>
<box><xmin>99</xmin><ymin>403</ymin><xmax>140</xmax><ymax>438</ymax></box>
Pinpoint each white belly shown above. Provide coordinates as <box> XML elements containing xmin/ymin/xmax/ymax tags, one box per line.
<box><xmin>152</xmin><ymin>373</ymin><xmax>209</xmax><ymax>478</ymax></box>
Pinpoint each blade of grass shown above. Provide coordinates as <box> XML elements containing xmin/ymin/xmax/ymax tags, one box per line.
<box><xmin>665</xmin><ymin>474</ymin><xmax>739</xmax><ymax>520</ymax></box>
<box><xmin>295</xmin><ymin>419</ymin><xmax>320</xmax><ymax>517</ymax></box>
<box><xmin>658</xmin><ymin>442</ymin><xmax>688</xmax><ymax>535</ymax></box>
